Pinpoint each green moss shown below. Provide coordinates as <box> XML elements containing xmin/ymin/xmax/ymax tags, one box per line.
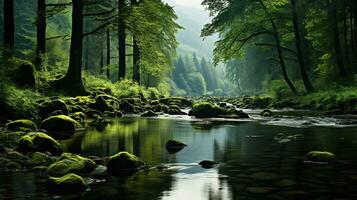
<box><xmin>141</xmin><ymin>110</ymin><xmax>158</xmax><ymax>117</ymax></box>
<box><xmin>47</xmin><ymin>173</ymin><xmax>87</xmax><ymax>191</ymax></box>
<box><xmin>188</xmin><ymin>102</ymin><xmax>223</xmax><ymax>118</ymax></box>
<box><xmin>40</xmin><ymin>115</ymin><xmax>77</xmax><ymax>139</ymax></box>
<box><xmin>38</xmin><ymin>99</ymin><xmax>69</xmax><ymax>118</ymax></box>
<box><xmin>107</xmin><ymin>151</ymin><xmax>145</xmax><ymax>174</ymax></box>
<box><xmin>119</xmin><ymin>100</ymin><xmax>135</xmax><ymax>113</ymax></box>
<box><xmin>18</xmin><ymin>132</ymin><xmax>63</xmax><ymax>156</ymax></box>
<box><xmin>47</xmin><ymin>153</ymin><xmax>96</xmax><ymax>177</ymax></box>
<box><xmin>29</xmin><ymin>152</ymin><xmax>55</xmax><ymax>166</ymax></box>
<box><xmin>5</xmin><ymin>119</ymin><xmax>37</xmax><ymax>131</ymax></box>
<box><xmin>306</xmin><ymin>151</ymin><xmax>336</xmax><ymax>162</ymax></box>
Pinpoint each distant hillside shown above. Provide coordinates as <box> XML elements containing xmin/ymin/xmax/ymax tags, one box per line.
<box><xmin>166</xmin><ymin>1</ymin><xmax>217</xmax><ymax>59</ymax></box>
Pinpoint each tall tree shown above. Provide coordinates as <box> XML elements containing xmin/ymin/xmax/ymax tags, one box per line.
<box><xmin>290</xmin><ymin>0</ymin><xmax>314</xmax><ymax>93</ymax></box>
<box><xmin>35</xmin><ymin>0</ymin><xmax>46</xmax><ymax>69</ymax></box>
<box><xmin>118</xmin><ymin>0</ymin><xmax>126</xmax><ymax>80</ymax></box>
<box><xmin>3</xmin><ymin>0</ymin><xmax>15</xmax><ymax>58</ymax></box>
<box><xmin>106</xmin><ymin>27</ymin><xmax>111</xmax><ymax>79</ymax></box>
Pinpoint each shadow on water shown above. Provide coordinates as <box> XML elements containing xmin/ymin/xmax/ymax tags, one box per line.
<box><xmin>1</xmin><ymin>116</ymin><xmax>357</xmax><ymax>199</ymax></box>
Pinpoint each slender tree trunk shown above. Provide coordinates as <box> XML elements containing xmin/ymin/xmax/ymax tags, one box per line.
<box><xmin>343</xmin><ymin>2</ymin><xmax>350</xmax><ymax>69</ymax></box>
<box><xmin>329</xmin><ymin>0</ymin><xmax>349</xmax><ymax>78</ymax></box>
<box><xmin>258</xmin><ymin>0</ymin><xmax>298</xmax><ymax>95</ymax></box>
<box><xmin>60</xmin><ymin>0</ymin><xmax>85</xmax><ymax>95</ymax></box>
<box><xmin>118</xmin><ymin>0</ymin><xmax>126</xmax><ymax>80</ymax></box>
<box><xmin>84</xmin><ymin>36</ymin><xmax>89</xmax><ymax>70</ymax></box>
<box><xmin>36</xmin><ymin>0</ymin><xmax>46</xmax><ymax>69</ymax></box>
<box><xmin>106</xmin><ymin>28</ymin><xmax>110</xmax><ymax>79</ymax></box>
<box><xmin>351</xmin><ymin>0</ymin><xmax>354</xmax><ymax>52</ymax></box>
<box><xmin>3</xmin><ymin>0</ymin><xmax>15</xmax><ymax>58</ymax></box>
<box><xmin>100</xmin><ymin>35</ymin><xmax>104</xmax><ymax>74</ymax></box>
<box><xmin>132</xmin><ymin>37</ymin><xmax>140</xmax><ymax>83</ymax></box>
<box><xmin>290</xmin><ymin>0</ymin><xmax>314</xmax><ymax>93</ymax></box>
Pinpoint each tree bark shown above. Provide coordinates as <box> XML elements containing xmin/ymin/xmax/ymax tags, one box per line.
<box><xmin>100</xmin><ymin>35</ymin><xmax>104</xmax><ymax>74</ymax></box>
<box><xmin>132</xmin><ymin>37</ymin><xmax>140</xmax><ymax>83</ymax></box>
<box><xmin>106</xmin><ymin>28</ymin><xmax>110</xmax><ymax>79</ymax></box>
<box><xmin>329</xmin><ymin>0</ymin><xmax>349</xmax><ymax>78</ymax></box>
<box><xmin>118</xmin><ymin>0</ymin><xmax>126</xmax><ymax>80</ymax></box>
<box><xmin>290</xmin><ymin>0</ymin><xmax>314</xmax><ymax>93</ymax></box>
<box><xmin>36</xmin><ymin>0</ymin><xmax>46</xmax><ymax>69</ymax></box>
<box><xmin>3</xmin><ymin>0</ymin><xmax>15</xmax><ymax>58</ymax></box>
<box><xmin>60</xmin><ymin>0</ymin><xmax>85</xmax><ymax>95</ymax></box>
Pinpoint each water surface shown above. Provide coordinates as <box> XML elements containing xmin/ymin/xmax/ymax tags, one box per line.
<box><xmin>1</xmin><ymin>113</ymin><xmax>357</xmax><ymax>200</ymax></box>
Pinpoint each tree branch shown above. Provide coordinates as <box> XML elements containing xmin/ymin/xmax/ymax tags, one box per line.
<box><xmin>255</xmin><ymin>43</ymin><xmax>297</xmax><ymax>55</ymax></box>
<box><xmin>83</xmin><ymin>8</ymin><xmax>115</xmax><ymax>17</ymax></box>
<box><xmin>83</xmin><ymin>20</ymin><xmax>114</xmax><ymax>37</ymax></box>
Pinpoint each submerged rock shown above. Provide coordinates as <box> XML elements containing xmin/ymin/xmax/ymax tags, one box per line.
<box><xmin>47</xmin><ymin>153</ymin><xmax>96</xmax><ymax>177</ymax></box>
<box><xmin>141</xmin><ymin>110</ymin><xmax>158</xmax><ymax>117</ymax></box>
<box><xmin>40</xmin><ymin>115</ymin><xmax>77</xmax><ymax>139</ymax></box>
<box><xmin>18</xmin><ymin>132</ymin><xmax>63</xmax><ymax>156</ymax></box>
<box><xmin>47</xmin><ymin>173</ymin><xmax>87</xmax><ymax>191</ymax></box>
<box><xmin>165</xmin><ymin>139</ymin><xmax>187</xmax><ymax>153</ymax></box>
<box><xmin>106</xmin><ymin>152</ymin><xmax>145</xmax><ymax>175</ymax></box>
<box><xmin>306</xmin><ymin>151</ymin><xmax>336</xmax><ymax>163</ymax></box>
<box><xmin>199</xmin><ymin>160</ymin><xmax>219</xmax><ymax>168</ymax></box>
<box><xmin>5</xmin><ymin>119</ymin><xmax>37</xmax><ymax>131</ymax></box>
<box><xmin>88</xmin><ymin>95</ymin><xmax>112</xmax><ymax>112</ymax></box>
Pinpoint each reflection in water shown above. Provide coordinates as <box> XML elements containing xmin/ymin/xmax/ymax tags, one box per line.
<box><xmin>1</xmin><ymin>116</ymin><xmax>357</xmax><ymax>199</ymax></box>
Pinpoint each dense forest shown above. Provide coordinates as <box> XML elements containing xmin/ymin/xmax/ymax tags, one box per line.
<box><xmin>0</xmin><ymin>0</ymin><xmax>357</xmax><ymax>199</ymax></box>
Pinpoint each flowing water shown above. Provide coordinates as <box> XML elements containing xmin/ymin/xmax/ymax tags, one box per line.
<box><xmin>1</xmin><ymin>111</ymin><xmax>357</xmax><ymax>200</ymax></box>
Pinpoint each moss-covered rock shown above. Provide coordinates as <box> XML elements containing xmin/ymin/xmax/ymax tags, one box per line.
<box><xmin>159</xmin><ymin>97</ymin><xmax>192</xmax><ymax>107</ymax></box>
<box><xmin>106</xmin><ymin>151</ymin><xmax>145</xmax><ymax>175</ymax></box>
<box><xmin>88</xmin><ymin>95</ymin><xmax>112</xmax><ymax>112</ymax></box>
<box><xmin>47</xmin><ymin>173</ymin><xmax>87</xmax><ymax>191</ymax></box>
<box><xmin>119</xmin><ymin>100</ymin><xmax>135</xmax><ymax>113</ymax></box>
<box><xmin>5</xmin><ymin>119</ymin><xmax>37</xmax><ymax>131</ymax></box>
<box><xmin>70</xmin><ymin>112</ymin><xmax>86</xmax><ymax>123</ymax></box>
<box><xmin>38</xmin><ymin>99</ymin><xmax>69</xmax><ymax>119</ymax></box>
<box><xmin>40</xmin><ymin>115</ymin><xmax>77</xmax><ymax>139</ymax></box>
<box><xmin>18</xmin><ymin>132</ymin><xmax>63</xmax><ymax>156</ymax></box>
<box><xmin>188</xmin><ymin>102</ymin><xmax>223</xmax><ymax>118</ymax></box>
<box><xmin>0</xmin><ymin>157</ymin><xmax>22</xmax><ymax>170</ymax></box>
<box><xmin>306</xmin><ymin>151</ymin><xmax>336</xmax><ymax>163</ymax></box>
<box><xmin>222</xmin><ymin>108</ymin><xmax>249</xmax><ymax>118</ymax></box>
<box><xmin>12</xmin><ymin>62</ymin><xmax>37</xmax><ymax>89</ymax></box>
<box><xmin>259</xmin><ymin>109</ymin><xmax>274</xmax><ymax>117</ymax></box>
<box><xmin>141</xmin><ymin>110</ymin><xmax>158</xmax><ymax>117</ymax></box>
<box><xmin>47</xmin><ymin>153</ymin><xmax>96</xmax><ymax>177</ymax></box>
<box><xmin>29</xmin><ymin>152</ymin><xmax>55</xmax><ymax>166</ymax></box>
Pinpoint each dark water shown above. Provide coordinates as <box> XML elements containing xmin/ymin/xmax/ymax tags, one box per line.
<box><xmin>1</xmin><ymin>114</ymin><xmax>357</xmax><ymax>200</ymax></box>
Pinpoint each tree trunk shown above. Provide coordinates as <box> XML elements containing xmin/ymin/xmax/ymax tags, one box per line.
<box><xmin>329</xmin><ymin>0</ymin><xmax>349</xmax><ymax>78</ymax></box>
<box><xmin>59</xmin><ymin>0</ymin><xmax>85</xmax><ymax>95</ymax></box>
<box><xmin>3</xmin><ymin>0</ymin><xmax>15</xmax><ymax>58</ymax></box>
<box><xmin>258</xmin><ymin>0</ymin><xmax>298</xmax><ymax>95</ymax></box>
<box><xmin>118</xmin><ymin>0</ymin><xmax>126</xmax><ymax>80</ymax></box>
<box><xmin>36</xmin><ymin>0</ymin><xmax>46</xmax><ymax>69</ymax></box>
<box><xmin>290</xmin><ymin>0</ymin><xmax>314</xmax><ymax>93</ymax></box>
<box><xmin>132</xmin><ymin>37</ymin><xmax>140</xmax><ymax>83</ymax></box>
<box><xmin>106</xmin><ymin>28</ymin><xmax>110</xmax><ymax>79</ymax></box>
<box><xmin>84</xmin><ymin>36</ymin><xmax>89</xmax><ymax>71</ymax></box>
<box><xmin>100</xmin><ymin>35</ymin><xmax>104</xmax><ymax>74</ymax></box>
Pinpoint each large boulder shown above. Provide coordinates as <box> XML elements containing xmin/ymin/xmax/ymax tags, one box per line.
<box><xmin>306</xmin><ymin>151</ymin><xmax>336</xmax><ymax>163</ymax></box>
<box><xmin>47</xmin><ymin>173</ymin><xmax>87</xmax><ymax>191</ymax></box>
<box><xmin>107</xmin><ymin>152</ymin><xmax>145</xmax><ymax>175</ymax></box>
<box><xmin>188</xmin><ymin>102</ymin><xmax>223</xmax><ymax>118</ymax></box>
<box><xmin>28</xmin><ymin>152</ymin><xmax>55</xmax><ymax>166</ymax></box>
<box><xmin>12</xmin><ymin>62</ymin><xmax>36</xmax><ymax>89</ymax></box>
<box><xmin>5</xmin><ymin>119</ymin><xmax>37</xmax><ymax>131</ymax></box>
<box><xmin>38</xmin><ymin>99</ymin><xmax>69</xmax><ymax>119</ymax></box>
<box><xmin>40</xmin><ymin>115</ymin><xmax>77</xmax><ymax>139</ymax></box>
<box><xmin>47</xmin><ymin>153</ymin><xmax>96</xmax><ymax>177</ymax></box>
<box><xmin>18</xmin><ymin>132</ymin><xmax>63</xmax><ymax>156</ymax></box>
